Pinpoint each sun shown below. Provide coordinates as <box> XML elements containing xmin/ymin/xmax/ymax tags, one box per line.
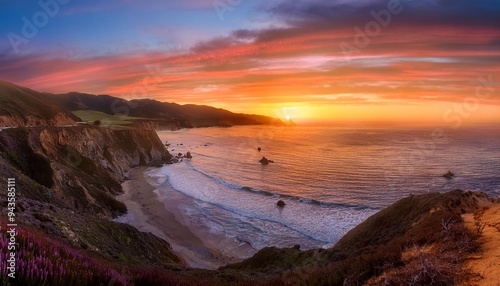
<box><xmin>276</xmin><ymin>106</ymin><xmax>301</xmax><ymax>123</ymax></box>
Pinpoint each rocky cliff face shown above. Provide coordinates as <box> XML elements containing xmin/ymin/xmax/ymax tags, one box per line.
<box><xmin>0</xmin><ymin>113</ymin><xmax>76</xmax><ymax>127</ymax></box>
<box><xmin>128</xmin><ymin>119</ymin><xmax>193</xmax><ymax>131</ymax></box>
<box><xmin>37</xmin><ymin>126</ymin><xmax>170</xmax><ymax>181</ymax></box>
<box><xmin>0</xmin><ymin>125</ymin><xmax>181</xmax><ymax>268</ymax></box>
<box><xmin>0</xmin><ymin>126</ymin><xmax>171</xmax><ymax>217</ymax></box>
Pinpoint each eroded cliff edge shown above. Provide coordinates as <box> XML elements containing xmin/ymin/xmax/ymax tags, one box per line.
<box><xmin>0</xmin><ymin>126</ymin><xmax>181</xmax><ymax>267</ymax></box>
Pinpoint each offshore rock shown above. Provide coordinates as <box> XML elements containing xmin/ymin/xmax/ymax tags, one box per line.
<box><xmin>443</xmin><ymin>171</ymin><xmax>455</xmax><ymax>179</ymax></box>
<box><xmin>260</xmin><ymin>156</ymin><xmax>270</xmax><ymax>165</ymax></box>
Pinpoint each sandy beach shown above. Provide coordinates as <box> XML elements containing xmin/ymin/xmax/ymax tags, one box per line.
<box><xmin>114</xmin><ymin>167</ymin><xmax>244</xmax><ymax>269</ymax></box>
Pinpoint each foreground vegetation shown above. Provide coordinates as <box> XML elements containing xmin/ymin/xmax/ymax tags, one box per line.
<box><xmin>0</xmin><ymin>220</ymin><xmax>271</xmax><ymax>285</ymax></box>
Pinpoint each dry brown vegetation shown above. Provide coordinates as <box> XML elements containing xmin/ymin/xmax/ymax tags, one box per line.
<box><xmin>226</xmin><ymin>190</ymin><xmax>493</xmax><ymax>285</ymax></box>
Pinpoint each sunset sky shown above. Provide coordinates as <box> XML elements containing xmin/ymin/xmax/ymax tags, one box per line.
<box><xmin>1</xmin><ymin>0</ymin><xmax>499</xmax><ymax>124</ymax></box>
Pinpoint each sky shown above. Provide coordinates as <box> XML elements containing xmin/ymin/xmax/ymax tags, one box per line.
<box><xmin>1</xmin><ymin>0</ymin><xmax>499</xmax><ymax>124</ymax></box>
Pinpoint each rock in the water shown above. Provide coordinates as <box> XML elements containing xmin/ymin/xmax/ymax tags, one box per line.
<box><xmin>269</xmin><ymin>160</ymin><xmax>275</xmax><ymax>163</ymax></box>
<box><xmin>277</xmin><ymin>200</ymin><xmax>286</xmax><ymax>207</ymax></box>
<box><xmin>185</xmin><ymin>151</ymin><xmax>192</xmax><ymax>159</ymax></box>
<box><xmin>260</xmin><ymin>156</ymin><xmax>270</xmax><ymax>165</ymax></box>
<box><xmin>257</xmin><ymin>147</ymin><xmax>261</xmax><ymax>152</ymax></box>
<box><xmin>443</xmin><ymin>171</ymin><xmax>455</xmax><ymax>179</ymax></box>
<box><xmin>177</xmin><ymin>153</ymin><xmax>183</xmax><ymax>157</ymax></box>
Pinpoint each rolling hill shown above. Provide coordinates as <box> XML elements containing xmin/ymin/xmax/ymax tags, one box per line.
<box><xmin>50</xmin><ymin>91</ymin><xmax>279</xmax><ymax>128</ymax></box>
<box><xmin>0</xmin><ymin>81</ymin><xmax>79</xmax><ymax>127</ymax></box>
<box><xmin>0</xmin><ymin>81</ymin><xmax>279</xmax><ymax>129</ymax></box>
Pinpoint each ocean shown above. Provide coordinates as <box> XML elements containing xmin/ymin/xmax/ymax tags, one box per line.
<box><xmin>148</xmin><ymin>125</ymin><xmax>500</xmax><ymax>261</ymax></box>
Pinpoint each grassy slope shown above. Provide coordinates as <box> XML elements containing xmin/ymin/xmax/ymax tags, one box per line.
<box><xmin>0</xmin><ymin>81</ymin><xmax>79</xmax><ymax>122</ymax></box>
<box><xmin>52</xmin><ymin>91</ymin><xmax>278</xmax><ymax>127</ymax></box>
<box><xmin>72</xmin><ymin>110</ymin><xmax>145</xmax><ymax>126</ymax></box>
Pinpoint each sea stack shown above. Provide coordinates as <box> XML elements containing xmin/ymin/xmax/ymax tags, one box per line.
<box><xmin>277</xmin><ymin>200</ymin><xmax>286</xmax><ymax>207</ymax></box>
<box><xmin>443</xmin><ymin>171</ymin><xmax>455</xmax><ymax>179</ymax></box>
<box><xmin>185</xmin><ymin>151</ymin><xmax>192</xmax><ymax>159</ymax></box>
<box><xmin>260</xmin><ymin>156</ymin><xmax>270</xmax><ymax>165</ymax></box>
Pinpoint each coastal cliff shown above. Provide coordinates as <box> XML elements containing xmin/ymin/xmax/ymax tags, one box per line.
<box><xmin>0</xmin><ymin>126</ymin><xmax>170</xmax><ymax>217</ymax></box>
<box><xmin>0</xmin><ymin>126</ymin><xmax>182</xmax><ymax>270</ymax></box>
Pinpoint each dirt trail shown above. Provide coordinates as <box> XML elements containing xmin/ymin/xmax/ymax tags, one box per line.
<box><xmin>463</xmin><ymin>203</ymin><xmax>500</xmax><ymax>286</ymax></box>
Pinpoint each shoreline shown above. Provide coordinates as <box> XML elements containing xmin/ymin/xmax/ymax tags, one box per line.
<box><xmin>115</xmin><ymin>166</ymin><xmax>240</xmax><ymax>269</ymax></box>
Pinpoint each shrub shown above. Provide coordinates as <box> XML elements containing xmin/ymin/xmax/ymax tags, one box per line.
<box><xmin>0</xmin><ymin>222</ymin><xmax>129</xmax><ymax>285</ymax></box>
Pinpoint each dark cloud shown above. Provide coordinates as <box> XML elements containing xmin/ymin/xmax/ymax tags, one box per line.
<box><xmin>231</xmin><ymin>29</ymin><xmax>259</xmax><ymax>40</ymax></box>
<box><xmin>268</xmin><ymin>0</ymin><xmax>500</xmax><ymax>29</ymax></box>
<box><xmin>190</xmin><ymin>0</ymin><xmax>500</xmax><ymax>58</ymax></box>
<box><xmin>191</xmin><ymin>37</ymin><xmax>237</xmax><ymax>53</ymax></box>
